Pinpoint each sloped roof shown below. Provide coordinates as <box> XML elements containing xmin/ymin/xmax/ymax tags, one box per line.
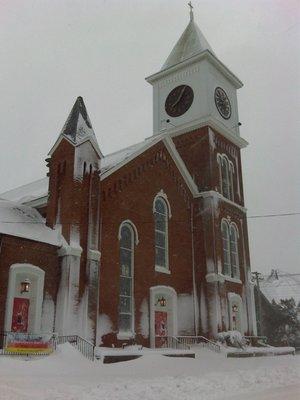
<box><xmin>0</xmin><ymin>138</ymin><xmax>157</xmax><ymax>203</ymax></box>
<box><xmin>50</xmin><ymin>97</ymin><xmax>102</xmax><ymax>158</ymax></box>
<box><xmin>161</xmin><ymin>15</ymin><xmax>213</xmax><ymax>71</ymax></box>
<box><xmin>0</xmin><ymin>178</ymin><xmax>48</xmax><ymax>204</ymax></box>
<box><xmin>260</xmin><ymin>270</ymin><xmax>300</xmax><ymax>305</ymax></box>
<box><xmin>0</xmin><ymin>199</ymin><xmax>65</xmax><ymax>246</ymax></box>
<box><xmin>100</xmin><ymin>137</ymin><xmax>158</xmax><ymax>175</ymax></box>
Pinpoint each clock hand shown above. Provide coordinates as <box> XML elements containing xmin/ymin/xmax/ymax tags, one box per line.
<box><xmin>171</xmin><ymin>86</ymin><xmax>187</xmax><ymax>108</ymax></box>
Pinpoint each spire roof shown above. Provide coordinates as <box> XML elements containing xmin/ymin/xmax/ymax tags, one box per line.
<box><xmin>57</xmin><ymin>96</ymin><xmax>102</xmax><ymax>157</ymax></box>
<box><xmin>161</xmin><ymin>10</ymin><xmax>213</xmax><ymax>71</ymax></box>
<box><xmin>60</xmin><ymin>96</ymin><xmax>94</xmax><ymax>143</ymax></box>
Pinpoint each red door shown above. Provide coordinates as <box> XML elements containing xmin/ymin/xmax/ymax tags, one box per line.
<box><xmin>11</xmin><ymin>298</ymin><xmax>29</xmax><ymax>332</ymax></box>
<box><xmin>155</xmin><ymin>311</ymin><xmax>168</xmax><ymax>348</ymax></box>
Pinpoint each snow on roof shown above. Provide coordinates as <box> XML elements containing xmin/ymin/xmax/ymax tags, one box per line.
<box><xmin>100</xmin><ymin>140</ymin><xmax>151</xmax><ymax>175</ymax></box>
<box><xmin>0</xmin><ymin>199</ymin><xmax>64</xmax><ymax>246</ymax></box>
<box><xmin>161</xmin><ymin>17</ymin><xmax>213</xmax><ymax>71</ymax></box>
<box><xmin>0</xmin><ymin>177</ymin><xmax>49</xmax><ymax>204</ymax></box>
<box><xmin>260</xmin><ymin>270</ymin><xmax>300</xmax><ymax>305</ymax></box>
<box><xmin>0</xmin><ymin>136</ymin><xmax>160</xmax><ymax>204</ymax></box>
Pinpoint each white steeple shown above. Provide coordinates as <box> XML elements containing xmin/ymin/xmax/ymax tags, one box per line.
<box><xmin>146</xmin><ymin>5</ymin><xmax>247</xmax><ymax>149</ymax></box>
<box><xmin>161</xmin><ymin>4</ymin><xmax>213</xmax><ymax>71</ymax></box>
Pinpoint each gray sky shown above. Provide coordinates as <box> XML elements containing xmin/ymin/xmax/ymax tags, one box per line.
<box><xmin>0</xmin><ymin>0</ymin><xmax>299</xmax><ymax>275</ymax></box>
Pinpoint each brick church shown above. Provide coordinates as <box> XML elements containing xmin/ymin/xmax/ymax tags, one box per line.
<box><xmin>0</xmin><ymin>9</ymin><xmax>257</xmax><ymax>347</ymax></box>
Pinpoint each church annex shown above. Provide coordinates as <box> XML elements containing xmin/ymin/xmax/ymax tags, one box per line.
<box><xmin>0</xmin><ymin>9</ymin><xmax>257</xmax><ymax>347</ymax></box>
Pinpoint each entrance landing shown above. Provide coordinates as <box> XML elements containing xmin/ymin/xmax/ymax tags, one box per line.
<box><xmin>95</xmin><ymin>347</ymin><xmax>195</xmax><ymax>364</ymax></box>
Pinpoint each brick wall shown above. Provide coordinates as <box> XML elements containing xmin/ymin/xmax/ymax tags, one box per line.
<box><xmin>0</xmin><ymin>235</ymin><xmax>60</xmax><ymax>332</ymax></box>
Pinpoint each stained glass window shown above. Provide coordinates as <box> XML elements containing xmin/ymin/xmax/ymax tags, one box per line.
<box><xmin>154</xmin><ymin>198</ymin><xmax>168</xmax><ymax>269</ymax></box>
<box><xmin>119</xmin><ymin>224</ymin><xmax>134</xmax><ymax>332</ymax></box>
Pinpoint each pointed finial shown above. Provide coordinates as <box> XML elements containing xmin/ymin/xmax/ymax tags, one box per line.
<box><xmin>188</xmin><ymin>1</ymin><xmax>194</xmax><ymax>21</ymax></box>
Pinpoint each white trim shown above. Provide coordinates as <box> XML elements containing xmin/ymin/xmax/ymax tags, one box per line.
<box><xmin>117</xmin><ymin>331</ymin><xmax>136</xmax><ymax>340</ymax></box>
<box><xmin>152</xmin><ymin>190</ymin><xmax>172</xmax><ymax>218</ymax></box>
<box><xmin>48</xmin><ymin>134</ymin><xmax>103</xmax><ymax>159</ymax></box>
<box><xmin>221</xmin><ymin>218</ymin><xmax>240</xmax><ymax>279</ymax></box>
<box><xmin>118</xmin><ymin>220</ymin><xmax>139</xmax><ymax>245</ymax></box>
<box><xmin>23</xmin><ymin>195</ymin><xmax>48</xmax><ymax>208</ymax></box>
<box><xmin>162</xmin><ymin>136</ymin><xmax>198</xmax><ymax>196</ymax></box>
<box><xmin>220</xmin><ymin>275</ymin><xmax>242</xmax><ymax>284</ymax></box>
<box><xmin>100</xmin><ymin>135</ymin><xmax>163</xmax><ymax>181</ymax></box>
<box><xmin>155</xmin><ymin>266</ymin><xmax>171</xmax><ymax>274</ymax></box>
<box><xmin>146</xmin><ymin>50</ymin><xmax>243</xmax><ymax>89</ymax></box>
<box><xmin>5</xmin><ymin>264</ymin><xmax>45</xmax><ymax>333</ymax></box>
<box><xmin>153</xmin><ymin>195</ymin><xmax>170</xmax><ymax>271</ymax></box>
<box><xmin>196</xmin><ymin>190</ymin><xmax>247</xmax><ymax>213</ymax></box>
<box><xmin>205</xmin><ymin>273</ymin><xmax>225</xmax><ymax>283</ymax></box>
<box><xmin>87</xmin><ymin>249</ymin><xmax>101</xmax><ymax>261</ymax></box>
<box><xmin>149</xmin><ymin>286</ymin><xmax>177</xmax><ymax>348</ymax></box>
<box><xmin>58</xmin><ymin>245</ymin><xmax>82</xmax><ymax>257</ymax></box>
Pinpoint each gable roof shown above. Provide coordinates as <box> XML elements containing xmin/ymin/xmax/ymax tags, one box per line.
<box><xmin>0</xmin><ymin>199</ymin><xmax>65</xmax><ymax>246</ymax></box>
<box><xmin>0</xmin><ymin>178</ymin><xmax>48</xmax><ymax>205</ymax></box>
<box><xmin>0</xmin><ymin>133</ymin><xmax>200</xmax><ymax>205</ymax></box>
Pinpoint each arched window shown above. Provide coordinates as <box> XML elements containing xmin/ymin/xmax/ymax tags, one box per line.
<box><xmin>221</xmin><ymin>220</ymin><xmax>240</xmax><ymax>278</ymax></box>
<box><xmin>230</xmin><ymin>225</ymin><xmax>239</xmax><ymax>278</ymax></box>
<box><xmin>221</xmin><ymin>221</ymin><xmax>231</xmax><ymax>276</ymax></box>
<box><xmin>119</xmin><ymin>223</ymin><xmax>134</xmax><ymax>333</ymax></box>
<box><xmin>221</xmin><ymin>157</ymin><xmax>230</xmax><ymax>199</ymax></box>
<box><xmin>218</xmin><ymin>154</ymin><xmax>234</xmax><ymax>201</ymax></box>
<box><xmin>154</xmin><ymin>197</ymin><xmax>169</xmax><ymax>270</ymax></box>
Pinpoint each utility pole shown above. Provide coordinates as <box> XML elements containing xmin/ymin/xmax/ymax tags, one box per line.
<box><xmin>252</xmin><ymin>271</ymin><xmax>264</xmax><ymax>336</ymax></box>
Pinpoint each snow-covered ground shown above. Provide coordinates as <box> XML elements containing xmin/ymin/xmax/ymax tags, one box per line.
<box><xmin>0</xmin><ymin>343</ymin><xmax>299</xmax><ymax>400</ymax></box>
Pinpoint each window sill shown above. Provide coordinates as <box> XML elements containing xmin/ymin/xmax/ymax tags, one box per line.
<box><xmin>117</xmin><ymin>331</ymin><xmax>136</xmax><ymax>341</ymax></box>
<box><xmin>206</xmin><ymin>273</ymin><xmax>242</xmax><ymax>284</ymax></box>
<box><xmin>155</xmin><ymin>266</ymin><xmax>171</xmax><ymax>274</ymax></box>
<box><xmin>221</xmin><ymin>274</ymin><xmax>242</xmax><ymax>284</ymax></box>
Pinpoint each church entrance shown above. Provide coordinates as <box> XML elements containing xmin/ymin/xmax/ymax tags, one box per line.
<box><xmin>228</xmin><ymin>293</ymin><xmax>243</xmax><ymax>333</ymax></box>
<box><xmin>150</xmin><ymin>286</ymin><xmax>177</xmax><ymax>348</ymax></box>
<box><xmin>11</xmin><ymin>298</ymin><xmax>29</xmax><ymax>332</ymax></box>
<box><xmin>155</xmin><ymin>310</ymin><xmax>168</xmax><ymax>347</ymax></box>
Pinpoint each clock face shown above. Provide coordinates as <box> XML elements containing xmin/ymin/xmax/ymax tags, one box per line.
<box><xmin>165</xmin><ymin>85</ymin><xmax>194</xmax><ymax>117</ymax></box>
<box><xmin>214</xmin><ymin>87</ymin><xmax>231</xmax><ymax>119</ymax></box>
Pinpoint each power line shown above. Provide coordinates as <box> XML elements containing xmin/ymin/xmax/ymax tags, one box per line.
<box><xmin>248</xmin><ymin>212</ymin><xmax>300</xmax><ymax>219</ymax></box>
<box><xmin>1</xmin><ymin>211</ymin><xmax>300</xmax><ymax>224</ymax></box>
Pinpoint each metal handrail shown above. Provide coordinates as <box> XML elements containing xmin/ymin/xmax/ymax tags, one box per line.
<box><xmin>176</xmin><ymin>335</ymin><xmax>221</xmax><ymax>353</ymax></box>
<box><xmin>159</xmin><ymin>336</ymin><xmax>190</xmax><ymax>350</ymax></box>
<box><xmin>58</xmin><ymin>335</ymin><xmax>95</xmax><ymax>361</ymax></box>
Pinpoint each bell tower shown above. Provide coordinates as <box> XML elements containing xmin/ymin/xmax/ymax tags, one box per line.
<box><xmin>146</xmin><ymin>6</ymin><xmax>247</xmax><ymax>149</ymax></box>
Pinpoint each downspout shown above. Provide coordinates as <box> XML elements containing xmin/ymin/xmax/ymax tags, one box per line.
<box><xmin>191</xmin><ymin>203</ymin><xmax>198</xmax><ymax>335</ymax></box>
<box><xmin>240</xmin><ymin>217</ymin><xmax>251</xmax><ymax>334</ymax></box>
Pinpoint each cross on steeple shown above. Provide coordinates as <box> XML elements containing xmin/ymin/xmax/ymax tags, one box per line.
<box><xmin>188</xmin><ymin>1</ymin><xmax>194</xmax><ymax>21</ymax></box>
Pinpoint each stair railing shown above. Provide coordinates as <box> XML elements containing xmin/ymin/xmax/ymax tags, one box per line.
<box><xmin>176</xmin><ymin>335</ymin><xmax>221</xmax><ymax>353</ymax></box>
<box><xmin>58</xmin><ymin>335</ymin><xmax>95</xmax><ymax>361</ymax></box>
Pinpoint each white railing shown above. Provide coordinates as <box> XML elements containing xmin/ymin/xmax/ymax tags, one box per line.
<box><xmin>176</xmin><ymin>336</ymin><xmax>221</xmax><ymax>353</ymax></box>
<box><xmin>159</xmin><ymin>336</ymin><xmax>190</xmax><ymax>350</ymax></box>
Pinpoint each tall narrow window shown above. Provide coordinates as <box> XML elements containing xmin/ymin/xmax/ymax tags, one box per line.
<box><xmin>218</xmin><ymin>154</ymin><xmax>235</xmax><ymax>202</ymax></box>
<box><xmin>119</xmin><ymin>223</ymin><xmax>134</xmax><ymax>333</ymax></box>
<box><xmin>221</xmin><ymin>157</ymin><xmax>230</xmax><ymax>199</ymax></box>
<box><xmin>154</xmin><ymin>198</ymin><xmax>168</xmax><ymax>270</ymax></box>
<box><xmin>230</xmin><ymin>225</ymin><xmax>239</xmax><ymax>278</ymax></box>
<box><xmin>221</xmin><ymin>220</ymin><xmax>240</xmax><ymax>279</ymax></box>
<box><xmin>221</xmin><ymin>221</ymin><xmax>231</xmax><ymax>276</ymax></box>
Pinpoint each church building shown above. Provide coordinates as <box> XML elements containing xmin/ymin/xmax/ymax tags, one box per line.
<box><xmin>0</xmin><ymin>9</ymin><xmax>257</xmax><ymax>347</ymax></box>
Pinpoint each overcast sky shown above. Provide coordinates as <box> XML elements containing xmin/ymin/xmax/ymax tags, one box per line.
<box><xmin>0</xmin><ymin>0</ymin><xmax>299</xmax><ymax>276</ymax></box>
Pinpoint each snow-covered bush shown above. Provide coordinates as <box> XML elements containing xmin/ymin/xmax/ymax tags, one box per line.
<box><xmin>217</xmin><ymin>331</ymin><xmax>246</xmax><ymax>348</ymax></box>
